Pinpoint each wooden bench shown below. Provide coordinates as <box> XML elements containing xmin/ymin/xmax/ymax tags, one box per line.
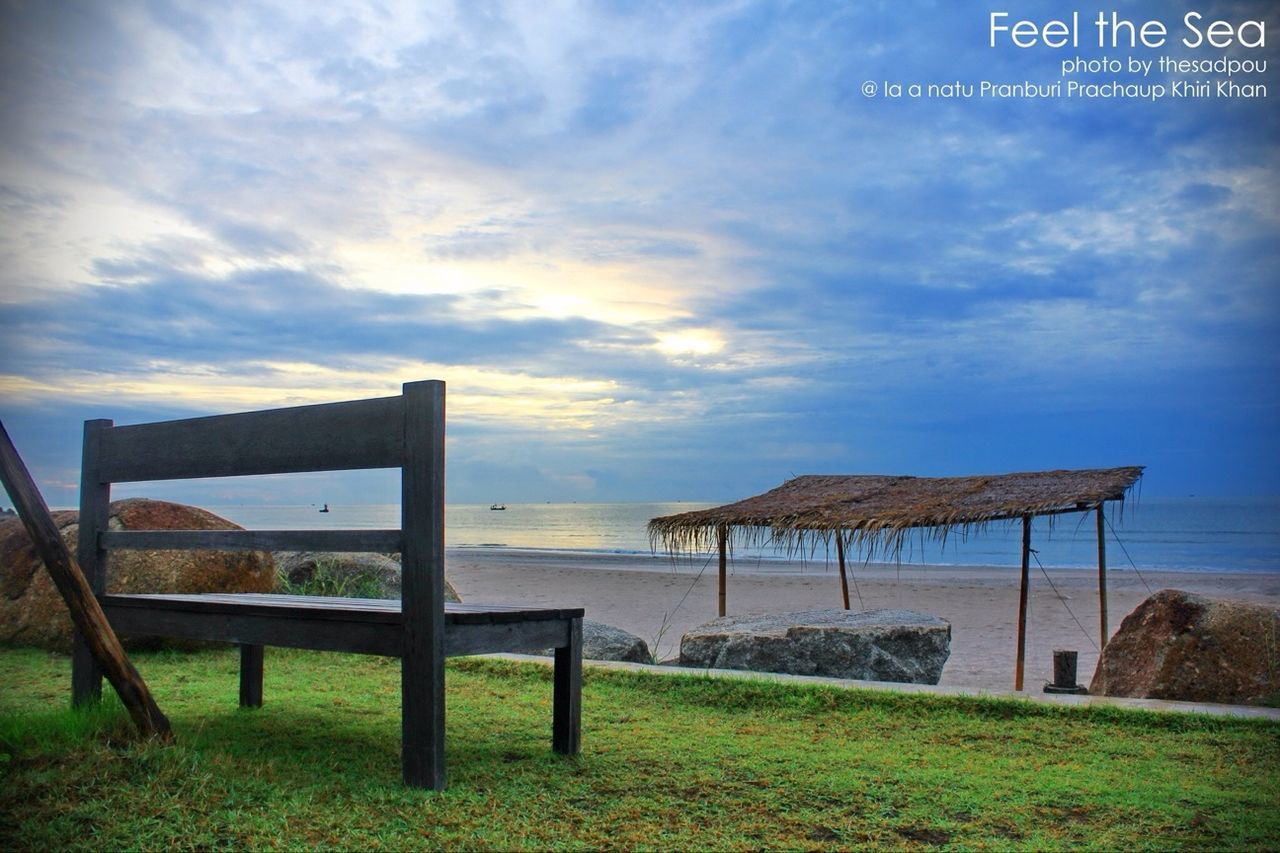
<box><xmin>70</xmin><ymin>380</ymin><xmax>583</xmax><ymax>789</ymax></box>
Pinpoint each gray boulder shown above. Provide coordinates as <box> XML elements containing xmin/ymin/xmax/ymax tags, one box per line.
<box><xmin>540</xmin><ymin>620</ymin><xmax>652</xmax><ymax>663</ymax></box>
<box><xmin>275</xmin><ymin>551</ymin><xmax>460</xmax><ymax>602</ymax></box>
<box><xmin>680</xmin><ymin>608</ymin><xmax>951</xmax><ymax>684</ymax></box>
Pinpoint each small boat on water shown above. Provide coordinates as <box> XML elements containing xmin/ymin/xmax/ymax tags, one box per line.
<box><xmin>319</xmin><ymin>503</ymin><xmax>330</xmax><ymax>513</ymax></box>
<box><xmin>489</xmin><ymin>503</ymin><xmax>506</xmax><ymax>511</ymax></box>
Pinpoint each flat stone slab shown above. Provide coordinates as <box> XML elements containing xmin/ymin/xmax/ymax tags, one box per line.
<box><xmin>680</xmin><ymin>608</ymin><xmax>951</xmax><ymax>684</ymax></box>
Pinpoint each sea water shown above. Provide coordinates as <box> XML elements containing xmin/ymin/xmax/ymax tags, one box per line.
<box><xmin>206</xmin><ymin>497</ymin><xmax>1279</xmax><ymax>574</ymax></box>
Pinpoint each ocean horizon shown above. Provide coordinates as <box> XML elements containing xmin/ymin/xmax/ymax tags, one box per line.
<box><xmin>196</xmin><ymin>497</ymin><xmax>1280</xmax><ymax>575</ymax></box>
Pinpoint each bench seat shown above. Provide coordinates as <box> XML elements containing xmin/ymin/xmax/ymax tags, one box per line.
<box><xmin>103</xmin><ymin>593</ymin><xmax>583</xmax><ymax>656</ymax></box>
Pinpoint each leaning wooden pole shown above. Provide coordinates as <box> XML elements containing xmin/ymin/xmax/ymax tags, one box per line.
<box><xmin>0</xmin><ymin>421</ymin><xmax>173</xmax><ymax>742</ymax></box>
<box><xmin>717</xmin><ymin>525</ymin><xmax>728</xmax><ymax>617</ymax></box>
<box><xmin>1097</xmin><ymin>504</ymin><xmax>1108</xmax><ymax>652</ymax></box>
<box><xmin>835</xmin><ymin>533</ymin><xmax>851</xmax><ymax>610</ymax></box>
<box><xmin>1015</xmin><ymin>515</ymin><xmax>1031</xmax><ymax>691</ymax></box>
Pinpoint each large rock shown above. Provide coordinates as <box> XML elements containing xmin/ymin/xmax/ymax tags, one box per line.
<box><xmin>1090</xmin><ymin>589</ymin><xmax>1280</xmax><ymax>705</ymax></box>
<box><xmin>680</xmin><ymin>609</ymin><xmax>951</xmax><ymax>684</ymax></box>
<box><xmin>537</xmin><ymin>620</ymin><xmax>651</xmax><ymax>662</ymax></box>
<box><xmin>274</xmin><ymin>551</ymin><xmax>460</xmax><ymax>602</ymax></box>
<box><xmin>0</xmin><ymin>499</ymin><xmax>275</xmax><ymax>651</ymax></box>
<box><xmin>574</xmin><ymin>620</ymin><xmax>652</xmax><ymax>663</ymax></box>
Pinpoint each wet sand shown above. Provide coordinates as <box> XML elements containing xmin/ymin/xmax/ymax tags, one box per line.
<box><xmin>447</xmin><ymin>548</ymin><xmax>1280</xmax><ymax>691</ymax></box>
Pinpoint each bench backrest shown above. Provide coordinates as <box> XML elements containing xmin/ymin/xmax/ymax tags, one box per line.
<box><xmin>73</xmin><ymin>380</ymin><xmax>446</xmax><ymax>709</ymax></box>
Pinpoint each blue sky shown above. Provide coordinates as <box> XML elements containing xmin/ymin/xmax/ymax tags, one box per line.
<box><xmin>1</xmin><ymin>1</ymin><xmax>1277</xmax><ymax>508</ymax></box>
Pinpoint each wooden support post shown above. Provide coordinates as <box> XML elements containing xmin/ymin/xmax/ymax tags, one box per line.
<box><xmin>400</xmin><ymin>380</ymin><xmax>447</xmax><ymax>790</ymax></box>
<box><xmin>0</xmin><ymin>420</ymin><xmax>173</xmax><ymax>742</ymax></box>
<box><xmin>73</xmin><ymin>419</ymin><xmax>111</xmax><ymax>706</ymax></box>
<box><xmin>1015</xmin><ymin>514</ymin><xmax>1031</xmax><ymax>691</ymax></box>
<box><xmin>836</xmin><ymin>534</ymin><xmax>851</xmax><ymax>610</ymax></box>
<box><xmin>552</xmin><ymin>616</ymin><xmax>583</xmax><ymax>755</ymax></box>
<box><xmin>717</xmin><ymin>525</ymin><xmax>728</xmax><ymax>618</ymax></box>
<box><xmin>239</xmin><ymin>644</ymin><xmax>264</xmax><ymax>708</ymax></box>
<box><xmin>1097</xmin><ymin>505</ymin><xmax>1108</xmax><ymax>652</ymax></box>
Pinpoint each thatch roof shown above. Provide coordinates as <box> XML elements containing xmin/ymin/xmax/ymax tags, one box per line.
<box><xmin>649</xmin><ymin>466</ymin><xmax>1143</xmax><ymax>557</ymax></box>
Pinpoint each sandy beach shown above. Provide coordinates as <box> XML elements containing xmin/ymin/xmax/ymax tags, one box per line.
<box><xmin>447</xmin><ymin>549</ymin><xmax>1280</xmax><ymax>692</ymax></box>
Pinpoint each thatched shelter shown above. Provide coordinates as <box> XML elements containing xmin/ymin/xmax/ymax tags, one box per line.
<box><xmin>649</xmin><ymin>466</ymin><xmax>1143</xmax><ymax>690</ymax></box>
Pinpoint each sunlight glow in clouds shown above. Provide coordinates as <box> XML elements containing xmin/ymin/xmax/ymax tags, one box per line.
<box><xmin>655</xmin><ymin>329</ymin><xmax>725</xmax><ymax>358</ymax></box>
<box><xmin>1</xmin><ymin>359</ymin><xmax>626</xmax><ymax>432</ymax></box>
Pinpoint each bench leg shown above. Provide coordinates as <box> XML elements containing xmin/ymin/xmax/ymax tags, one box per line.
<box><xmin>71</xmin><ymin>631</ymin><xmax>104</xmax><ymax>707</ymax></box>
<box><xmin>553</xmin><ymin>616</ymin><xmax>582</xmax><ymax>755</ymax></box>
<box><xmin>239</xmin><ymin>644</ymin><xmax>264</xmax><ymax>708</ymax></box>
<box><xmin>402</xmin><ymin>643</ymin><xmax>447</xmax><ymax>790</ymax></box>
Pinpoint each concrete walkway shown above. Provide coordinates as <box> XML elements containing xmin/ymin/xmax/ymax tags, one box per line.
<box><xmin>493</xmin><ymin>653</ymin><xmax>1280</xmax><ymax>721</ymax></box>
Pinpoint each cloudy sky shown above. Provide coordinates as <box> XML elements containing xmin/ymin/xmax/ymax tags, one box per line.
<box><xmin>1</xmin><ymin>1</ymin><xmax>1276</xmax><ymax>508</ymax></box>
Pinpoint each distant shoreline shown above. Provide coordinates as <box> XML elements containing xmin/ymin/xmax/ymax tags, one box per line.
<box><xmin>447</xmin><ymin>544</ymin><xmax>1280</xmax><ymax>575</ymax></box>
<box><xmin>215</xmin><ymin>498</ymin><xmax>1280</xmax><ymax>574</ymax></box>
<box><xmin>33</xmin><ymin>497</ymin><xmax>1280</xmax><ymax>574</ymax></box>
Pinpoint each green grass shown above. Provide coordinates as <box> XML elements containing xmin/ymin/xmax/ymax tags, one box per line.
<box><xmin>275</xmin><ymin>556</ymin><xmax>389</xmax><ymax>599</ymax></box>
<box><xmin>2</xmin><ymin>646</ymin><xmax>1277</xmax><ymax>850</ymax></box>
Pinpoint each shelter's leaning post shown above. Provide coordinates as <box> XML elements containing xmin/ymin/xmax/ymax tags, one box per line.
<box><xmin>1096</xmin><ymin>504</ymin><xmax>1108</xmax><ymax>651</ymax></box>
<box><xmin>717</xmin><ymin>524</ymin><xmax>728</xmax><ymax>617</ymax></box>
<box><xmin>1015</xmin><ymin>514</ymin><xmax>1032</xmax><ymax>691</ymax></box>
<box><xmin>835</xmin><ymin>533</ymin><xmax>851</xmax><ymax>610</ymax></box>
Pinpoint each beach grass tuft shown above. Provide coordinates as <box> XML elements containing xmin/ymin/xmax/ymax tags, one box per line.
<box><xmin>274</xmin><ymin>556</ymin><xmax>388</xmax><ymax>599</ymax></box>
<box><xmin>2</xmin><ymin>645</ymin><xmax>1277</xmax><ymax>849</ymax></box>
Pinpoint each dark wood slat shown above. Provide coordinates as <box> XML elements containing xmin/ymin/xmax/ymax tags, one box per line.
<box><xmin>207</xmin><ymin>594</ymin><xmax>571</xmax><ymax>616</ymax></box>
<box><xmin>103</xmin><ymin>593</ymin><xmax>401</xmax><ymax>623</ymax></box>
<box><xmin>400</xmin><ymin>379</ymin><xmax>447</xmax><ymax>790</ymax></box>
<box><xmin>103</xmin><ymin>603</ymin><xmax>404</xmax><ymax>656</ymax></box>
<box><xmin>102</xmin><ymin>601</ymin><xmax>580</xmax><ymax>659</ymax></box>
<box><xmin>448</xmin><ymin>604</ymin><xmax>585</xmax><ymax>624</ymax></box>
<box><xmin>446</xmin><ymin>619</ymin><xmax>571</xmax><ymax>656</ymax></box>
<box><xmin>147</xmin><ymin>592</ymin><xmax>397</xmax><ymax>606</ymax></box>
<box><xmin>98</xmin><ymin>394</ymin><xmax>405</xmax><ymax>482</ymax></box>
<box><xmin>0</xmin><ymin>420</ymin><xmax>173</xmax><ymax>742</ymax></box>
<box><xmin>102</xmin><ymin>593</ymin><xmax>584</xmax><ymax>624</ymax></box>
<box><xmin>102</xmin><ymin>529</ymin><xmax>403</xmax><ymax>553</ymax></box>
